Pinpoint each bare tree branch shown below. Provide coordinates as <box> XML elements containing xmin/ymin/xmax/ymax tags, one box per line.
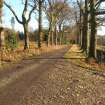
<box><xmin>27</xmin><ymin>4</ymin><xmax>37</xmax><ymax>22</ymax></box>
<box><xmin>4</xmin><ymin>1</ymin><xmax>23</xmax><ymax>24</ymax></box>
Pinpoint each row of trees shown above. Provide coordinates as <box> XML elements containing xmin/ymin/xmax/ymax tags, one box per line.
<box><xmin>75</xmin><ymin>0</ymin><xmax>105</xmax><ymax>59</ymax></box>
<box><xmin>2</xmin><ymin>0</ymin><xmax>105</xmax><ymax>60</ymax></box>
<box><xmin>0</xmin><ymin>0</ymin><xmax>74</xmax><ymax>50</ymax></box>
<box><xmin>45</xmin><ymin>0</ymin><xmax>72</xmax><ymax>46</ymax></box>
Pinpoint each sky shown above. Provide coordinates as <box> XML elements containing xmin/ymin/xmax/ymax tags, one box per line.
<box><xmin>2</xmin><ymin>0</ymin><xmax>105</xmax><ymax>35</ymax></box>
<box><xmin>3</xmin><ymin>0</ymin><xmax>48</xmax><ymax>32</ymax></box>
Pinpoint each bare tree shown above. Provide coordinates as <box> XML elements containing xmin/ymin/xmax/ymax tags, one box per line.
<box><xmin>76</xmin><ymin>0</ymin><xmax>105</xmax><ymax>58</ymax></box>
<box><xmin>30</xmin><ymin>0</ymin><xmax>45</xmax><ymax>48</ymax></box>
<box><xmin>38</xmin><ymin>0</ymin><xmax>45</xmax><ymax>48</ymax></box>
<box><xmin>88</xmin><ymin>0</ymin><xmax>105</xmax><ymax>58</ymax></box>
<box><xmin>57</xmin><ymin>2</ymin><xmax>73</xmax><ymax>45</ymax></box>
<box><xmin>45</xmin><ymin>0</ymin><xmax>71</xmax><ymax>46</ymax></box>
<box><xmin>82</xmin><ymin>0</ymin><xmax>88</xmax><ymax>52</ymax></box>
<box><xmin>4</xmin><ymin>0</ymin><xmax>36</xmax><ymax>49</ymax></box>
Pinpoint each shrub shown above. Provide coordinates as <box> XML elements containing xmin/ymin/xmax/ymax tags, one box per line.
<box><xmin>5</xmin><ymin>31</ymin><xmax>18</xmax><ymax>50</ymax></box>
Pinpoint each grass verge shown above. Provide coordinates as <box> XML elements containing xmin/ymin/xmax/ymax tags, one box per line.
<box><xmin>64</xmin><ymin>46</ymin><xmax>105</xmax><ymax>72</ymax></box>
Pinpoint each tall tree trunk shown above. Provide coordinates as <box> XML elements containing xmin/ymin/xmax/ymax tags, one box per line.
<box><xmin>47</xmin><ymin>26</ymin><xmax>51</xmax><ymax>46</ymax></box>
<box><xmin>83</xmin><ymin>0</ymin><xmax>88</xmax><ymax>52</ymax></box>
<box><xmin>81</xmin><ymin>0</ymin><xmax>88</xmax><ymax>53</ymax></box>
<box><xmin>55</xmin><ymin>25</ymin><xmax>58</xmax><ymax>45</ymax></box>
<box><xmin>81</xmin><ymin>19</ymin><xmax>84</xmax><ymax>49</ymax></box>
<box><xmin>81</xmin><ymin>15</ymin><xmax>86</xmax><ymax>50</ymax></box>
<box><xmin>76</xmin><ymin>23</ymin><xmax>80</xmax><ymax>44</ymax></box>
<box><xmin>51</xmin><ymin>31</ymin><xmax>54</xmax><ymax>45</ymax></box>
<box><xmin>23</xmin><ymin>23</ymin><xmax>29</xmax><ymax>50</ymax></box>
<box><xmin>60</xmin><ymin>26</ymin><xmax>64</xmax><ymax>45</ymax></box>
<box><xmin>81</xmin><ymin>24</ymin><xmax>85</xmax><ymax>49</ymax></box>
<box><xmin>82</xmin><ymin>14</ymin><xmax>87</xmax><ymax>51</ymax></box>
<box><xmin>88</xmin><ymin>0</ymin><xmax>96</xmax><ymax>58</ymax></box>
<box><xmin>47</xmin><ymin>21</ymin><xmax>52</xmax><ymax>46</ymax></box>
<box><xmin>38</xmin><ymin>0</ymin><xmax>42</xmax><ymax>48</ymax></box>
<box><xmin>59</xmin><ymin>24</ymin><xmax>62</xmax><ymax>45</ymax></box>
<box><xmin>79</xmin><ymin>9</ymin><xmax>82</xmax><ymax>46</ymax></box>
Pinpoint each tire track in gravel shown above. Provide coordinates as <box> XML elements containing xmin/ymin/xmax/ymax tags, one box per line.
<box><xmin>0</xmin><ymin>47</ymin><xmax>69</xmax><ymax>105</ymax></box>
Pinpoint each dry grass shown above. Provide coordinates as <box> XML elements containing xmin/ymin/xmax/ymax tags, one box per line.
<box><xmin>64</xmin><ymin>44</ymin><xmax>105</xmax><ymax>72</ymax></box>
<box><xmin>64</xmin><ymin>44</ymin><xmax>86</xmax><ymax>59</ymax></box>
<box><xmin>0</xmin><ymin>42</ymin><xmax>66</xmax><ymax>68</ymax></box>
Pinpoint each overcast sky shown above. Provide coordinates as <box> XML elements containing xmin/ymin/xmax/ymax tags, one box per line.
<box><xmin>2</xmin><ymin>0</ymin><xmax>105</xmax><ymax>35</ymax></box>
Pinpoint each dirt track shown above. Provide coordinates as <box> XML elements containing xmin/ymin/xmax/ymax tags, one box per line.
<box><xmin>0</xmin><ymin>46</ymin><xmax>105</xmax><ymax>105</ymax></box>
